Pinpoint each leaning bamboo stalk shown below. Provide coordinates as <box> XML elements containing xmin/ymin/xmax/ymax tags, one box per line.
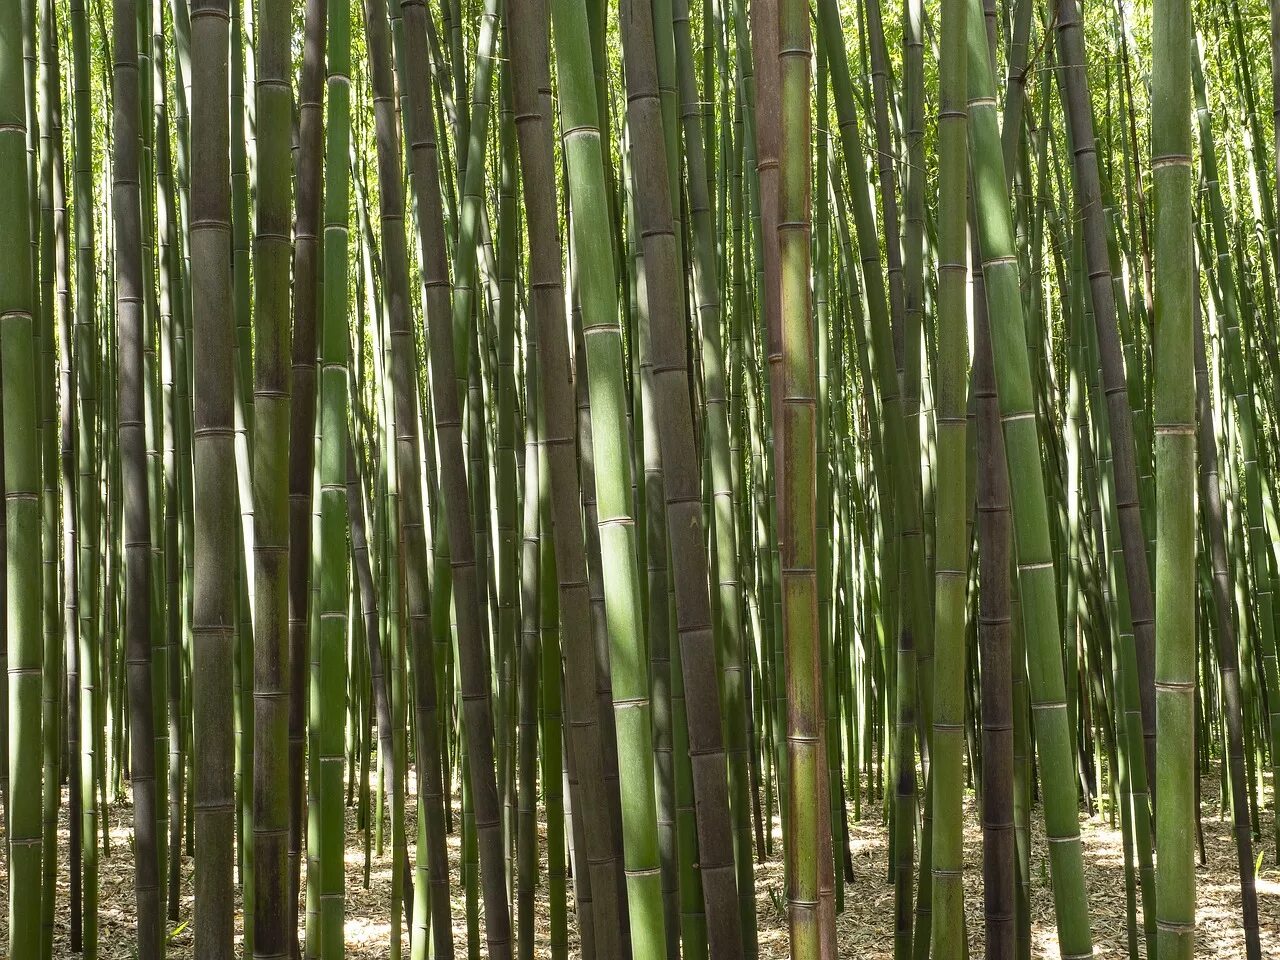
<box><xmin>963</xmin><ymin>0</ymin><xmax>1095</xmax><ymax>950</ymax></box>
<box><xmin>493</xmin><ymin>41</ymin><xmax>520</xmax><ymax>919</ymax></box>
<box><xmin>506</xmin><ymin>9</ymin><xmax>627</xmax><ymax>958</ymax></box>
<box><xmin>621</xmin><ymin>118</ymin><xmax>680</xmax><ymax>959</ymax></box>
<box><xmin>1053</xmin><ymin>0</ymin><xmax>1158</xmax><ymax>798</ymax></box>
<box><xmin>142</xmin><ymin>0</ymin><xmax>173</xmax><ymax>920</ymax></box>
<box><xmin>816</xmin><ymin>9</ymin><xmax>930</xmax><ymax>952</ymax></box>
<box><xmin>229</xmin><ymin>0</ymin><xmax>256</xmax><ymax>932</ymax></box>
<box><xmin>551</xmin><ymin>0</ymin><xmax>670</xmax><ymax>953</ymax></box>
<box><xmin>670</xmin><ymin>3</ymin><xmax>757</xmax><ymax>944</ymax></box>
<box><xmin>400</xmin><ymin>0</ymin><xmax>451</xmax><ymax>907</ymax></box>
<box><xmin>345</xmin><ymin>429</ymin><xmax>413</xmax><ymax>959</ymax></box>
<box><xmin>1192</xmin><ymin>44</ymin><xmax>1280</xmax><ymax>863</ymax></box>
<box><xmin>152</xmin><ymin>3</ymin><xmax>188</xmax><ymax>919</ymax></box>
<box><xmin>447</xmin><ymin>0</ymin><xmax>501</xmax><ymax>402</ymax></box>
<box><xmin>398</xmin><ymin>1</ymin><xmax>510</xmax><ymax>957</ymax></box>
<box><xmin>1194</xmin><ymin>290</ymin><xmax>1261</xmax><ymax>960</ymax></box>
<box><xmin>536</xmin><ymin>445</ymin><xmax>568</xmax><ymax>959</ymax></box>
<box><xmin>397</xmin><ymin>0</ymin><xmax>514</xmax><ymax>953</ymax></box>
<box><xmin>364</xmin><ymin>0</ymin><xmax>455</xmax><ymax>951</ymax></box>
<box><xmin>816</xmin><ymin>0</ymin><xmax>932</xmax><ymax>756</ymax></box>
<box><xmin>516</xmin><ymin>314</ymin><xmax>541</xmax><ymax>960</ymax></box>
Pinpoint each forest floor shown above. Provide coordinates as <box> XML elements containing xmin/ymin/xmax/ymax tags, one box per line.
<box><xmin>3</xmin><ymin>769</ymin><xmax>1275</xmax><ymax>958</ymax></box>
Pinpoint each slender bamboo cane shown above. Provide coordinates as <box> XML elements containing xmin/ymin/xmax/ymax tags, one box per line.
<box><xmin>618</xmin><ymin>1</ymin><xmax>745</xmax><ymax>956</ymax></box>
<box><xmin>537</xmin><ymin>455</ymin><xmax>568</xmax><ymax>960</ymax></box>
<box><xmin>287</xmin><ymin>0</ymin><xmax>326</xmax><ymax>940</ymax></box>
<box><xmin>37</xmin><ymin>4</ymin><xmax>67</xmax><ymax>948</ymax></box>
<box><xmin>963</xmin><ymin>0</ymin><xmax>1094</xmax><ymax>951</ymax></box>
<box><xmin>378</xmin><ymin>3</ymin><xmax>460</xmax><ymax>957</ymax></box>
<box><xmin>1192</xmin><ymin>45</ymin><xmax>1280</xmax><ymax>864</ymax></box>
<box><xmin>58</xmin><ymin>12</ymin><xmax>83</xmax><ymax>943</ymax></box>
<box><xmin>550</xmin><ymin>0</ymin><xmax>669</xmax><ymax>953</ymax></box>
<box><xmin>670</xmin><ymin>4</ymin><xmax>758</xmax><ymax>945</ymax></box>
<box><xmin>345</xmin><ymin>430</ymin><xmax>412</xmax><ymax>958</ymax></box>
<box><xmin>506</xmin><ymin>2</ymin><xmax>627</xmax><ymax>951</ymax></box>
<box><xmin>623</xmin><ymin>122</ymin><xmax>680</xmax><ymax>959</ymax></box>
<box><xmin>229</xmin><ymin>0</ymin><xmax>255</xmax><ymax>927</ymax></box>
<box><xmin>314</xmin><ymin>0</ymin><xmax>351</xmax><ymax>948</ymax></box>
<box><xmin>1194</xmin><ymin>293</ymin><xmax>1261</xmax><ymax>960</ymax></box>
<box><xmin>493</xmin><ymin>33</ymin><xmax>520</xmax><ymax>917</ymax></box>
<box><xmin>397</xmin><ymin>0</ymin><xmax>511</xmax><ymax>954</ymax></box>
<box><xmin>70</xmin><ymin>0</ymin><xmax>101</xmax><ymax>948</ymax></box>
<box><xmin>141</xmin><ymin>0</ymin><xmax>172</xmax><ymax>920</ymax></box>
<box><xmin>1053</xmin><ymin>0</ymin><xmax>1159</xmax><ymax>796</ymax></box>
<box><xmin>929</xmin><ymin>0</ymin><xmax>968</xmax><ymax>947</ymax></box>
<box><xmin>251</xmin><ymin>0</ymin><xmax>293</xmax><ymax>945</ymax></box>
<box><xmin>113</xmin><ymin>0</ymin><xmax>163</xmax><ymax>946</ymax></box>
<box><xmin>516</xmin><ymin>323</ymin><xmax>541</xmax><ymax>960</ymax></box>
<box><xmin>151</xmin><ymin>0</ymin><xmax>188</xmax><ymax>917</ymax></box>
<box><xmin>976</xmin><ymin>294</ymin><xmax>1016</xmax><ymax>960</ymax></box>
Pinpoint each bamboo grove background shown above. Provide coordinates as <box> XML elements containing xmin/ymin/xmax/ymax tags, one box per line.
<box><xmin>0</xmin><ymin>0</ymin><xmax>1276</xmax><ymax>952</ymax></box>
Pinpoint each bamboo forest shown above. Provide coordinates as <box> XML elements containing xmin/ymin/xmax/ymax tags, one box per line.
<box><xmin>2</xmin><ymin>0</ymin><xmax>1280</xmax><ymax>949</ymax></box>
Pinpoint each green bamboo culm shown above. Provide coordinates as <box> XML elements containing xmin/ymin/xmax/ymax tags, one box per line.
<box><xmin>1193</xmin><ymin>294</ymin><xmax>1260</xmax><ymax>959</ymax></box>
<box><xmin>114</xmin><ymin>0</ymin><xmax>164</xmax><ymax>948</ymax></box>
<box><xmin>505</xmin><ymin>0</ymin><xmax>628</xmax><ymax>950</ymax></box>
<box><xmin>777</xmin><ymin>0</ymin><xmax>834</xmax><ymax>951</ymax></box>
<box><xmin>812</xmin><ymin>22</ymin><xmax>934</xmax><ymax>935</ymax></box>
<box><xmin>251</xmin><ymin>0</ymin><xmax>294</xmax><ymax>945</ymax></box>
<box><xmin>228</xmin><ymin>15</ymin><xmax>256</xmax><ymax>935</ymax></box>
<box><xmin>617</xmin><ymin>0</ymin><xmax>746</xmax><ymax>953</ymax></box>
<box><xmin>37</xmin><ymin>0</ymin><xmax>68</xmax><ymax>948</ymax></box>
<box><xmin>189</xmin><ymin>0</ymin><xmax>237</xmax><ymax>953</ymax></box>
<box><xmin>395</xmin><ymin>0</ymin><xmax>468</xmax><ymax>950</ymax></box>
<box><xmin>515</xmin><ymin>333</ymin><xmax>541</xmax><ymax>960</ymax></box>
<box><xmin>962</xmin><ymin>0</ymin><xmax>1094</xmax><ymax>952</ymax></box>
<box><xmin>401</xmin><ymin>0</ymin><xmax>515</xmax><ymax>947</ymax></box>
<box><xmin>361</xmin><ymin>0</ymin><xmax>442</xmax><ymax>949</ymax></box>
<box><xmin>550</xmin><ymin>0</ymin><xmax>668</xmax><ymax>956</ymax></box>
<box><xmin>669</xmin><ymin>0</ymin><xmax>759</xmax><ymax>946</ymax></box>
<box><xmin>0</xmin><ymin>0</ymin><xmax>44</xmax><ymax>948</ymax></box>
<box><xmin>69</xmin><ymin>0</ymin><xmax>101</xmax><ymax>948</ymax></box>
<box><xmin>1189</xmin><ymin>31</ymin><xmax>1280</xmax><ymax>870</ymax></box>
<box><xmin>929</xmin><ymin>0</ymin><xmax>968</xmax><ymax>948</ymax></box>
<box><xmin>317</xmin><ymin>0</ymin><xmax>352</xmax><ymax>947</ymax></box>
<box><xmin>1151</xmin><ymin>0</ymin><xmax>1197</xmax><ymax>950</ymax></box>
<box><xmin>287</xmin><ymin>0</ymin><xmax>327</xmax><ymax>941</ymax></box>
<box><xmin>12</xmin><ymin>2</ymin><xmax>1280</xmax><ymax>958</ymax></box>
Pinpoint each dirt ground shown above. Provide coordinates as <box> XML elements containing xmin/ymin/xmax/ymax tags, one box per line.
<box><xmin>3</xmin><ymin>771</ymin><xmax>1275</xmax><ymax>958</ymax></box>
